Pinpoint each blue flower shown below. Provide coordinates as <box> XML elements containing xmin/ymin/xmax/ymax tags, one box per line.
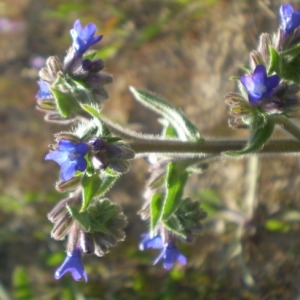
<box><xmin>70</xmin><ymin>19</ymin><xmax>103</xmax><ymax>55</ymax></box>
<box><xmin>279</xmin><ymin>3</ymin><xmax>300</xmax><ymax>34</ymax></box>
<box><xmin>139</xmin><ymin>233</ymin><xmax>164</xmax><ymax>251</ymax></box>
<box><xmin>35</xmin><ymin>80</ymin><xmax>53</xmax><ymax>100</ymax></box>
<box><xmin>45</xmin><ymin>139</ymin><xmax>88</xmax><ymax>181</ymax></box>
<box><xmin>240</xmin><ymin>65</ymin><xmax>280</xmax><ymax>105</ymax></box>
<box><xmin>153</xmin><ymin>244</ymin><xmax>187</xmax><ymax>270</ymax></box>
<box><xmin>54</xmin><ymin>249</ymin><xmax>88</xmax><ymax>282</ymax></box>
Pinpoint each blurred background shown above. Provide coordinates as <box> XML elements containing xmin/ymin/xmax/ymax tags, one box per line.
<box><xmin>1</xmin><ymin>0</ymin><xmax>300</xmax><ymax>299</ymax></box>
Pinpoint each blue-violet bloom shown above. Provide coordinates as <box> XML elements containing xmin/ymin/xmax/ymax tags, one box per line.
<box><xmin>36</xmin><ymin>80</ymin><xmax>53</xmax><ymax>100</ymax></box>
<box><xmin>139</xmin><ymin>233</ymin><xmax>164</xmax><ymax>251</ymax></box>
<box><xmin>70</xmin><ymin>19</ymin><xmax>103</xmax><ymax>55</ymax></box>
<box><xmin>153</xmin><ymin>244</ymin><xmax>187</xmax><ymax>270</ymax></box>
<box><xmin>45</xmin><ymin>139</ymin><xmax>88</xmax><ymax>181</ymax></box>
<box><xmin>55</xmin><ymin>249</ymin><xmax>88</xmax><ymax>282</ymax></box>
<box><xmin>279</xmin><ymin>3</ymin><xmax>300</xmax><ymax>34</ymax></box>
<box><xmin>240</xmin><ymin>65</ymin><xmax>280</xmax><ymax>104</ymax></box>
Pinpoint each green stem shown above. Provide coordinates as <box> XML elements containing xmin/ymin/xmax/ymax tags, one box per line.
<box><xmin>273</xmin><ymin>116</ymin><xmax>300</xmax><ymax>140</ymax></box>
<box><xmin>128</xmin><ymin>139</ymin><xmax>300</xmax><ymax>156</ymax></box>
<box><xmin>101</xmin><ymin>114</ymin><xmax>300</xmax><ymax>156</ymax></box>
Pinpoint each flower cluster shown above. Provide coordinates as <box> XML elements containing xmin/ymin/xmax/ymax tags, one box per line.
<box><xmin>225</xmin><ymin>3</ymin><xmax>300</xmax><ymax>128</ymax></box>
<box><xmin>35</xmin><ymin>2</ymin><xmax>300</xmax><ymax>286</ymax></box>
<box><xmin>45</xmin><ymin>136</ymin><xmax>135</xmax><ymax>183</ymax></box>
<box><xmin>36</xmin><ymin>19</ymin><xmax>112</xmax><ymax>122</ymax></box>
<box><xmin>48</xmin><ymin>193</ymin><xmax>127</xmax><ymax>281</ymax></box>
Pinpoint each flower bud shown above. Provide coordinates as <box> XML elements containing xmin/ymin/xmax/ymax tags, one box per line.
<box><xmin>249</xmin><ymin>50</ymin><xmax>265</xmax><ymax>71</ymax></box>
<box><xmin>257</xmin><ymin>33</ymin><xmax>271</xmax><ymax>65</ymax></box>
<box><xmin>39</xmin><ymin>56</ymin><xmax>62</xmax><ymax>83</ymax></box>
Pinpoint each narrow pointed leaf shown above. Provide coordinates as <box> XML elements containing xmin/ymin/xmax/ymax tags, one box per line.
<box><xmin>81</xmin><ymin>174</ymin><xmax>102</xmax><ymax>212</ymax></box>
<box><xmin>51</xmin><ymin>87</ymin><xmax>80</xmax><ymax>117</ymax></box>
<box><xmin>94</xmin><ymin>175</ymin><xmax>118</xmax><ymax>198</ymax></box>
<box><xmin>80</xmin><ymin>103</ymin><xmax>101</xmax><ymax>118</ymax></box>
<box><xmin>129</xmin><ymin>86</ymin><xmax>203</xmax><ymax>141</ymax></box>
<box><xmin>268</xmin><ymin>46</ymin><xmax>281</xmax><ymax>75</ymax></box>
<box><xmin>162</xmin><ymin>162</ymin><xmax>188</xmax><ymax>219</ymax></box>
<box><xmin>150</xmin><ymin>193</ymin><xmax>164</xmax><ymax>233</ymax></box>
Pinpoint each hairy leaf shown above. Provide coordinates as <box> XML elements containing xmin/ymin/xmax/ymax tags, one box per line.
<box><xmin>150</xmin><ymin>193</ymin><xmax>164</xmax><ymax>233</ymax></box>
<box><xmin>51</xmin><ymin>87</ymin><xmax>80</xmax><ymax>117</ymax></box>
<box><xmin>162</xmin><ymin>162</ymin><xmax>188</xmax><ymax>219</ymax></box>
<box><xmin>129</xmin><ymin>86</ymin><xmax>203</xmax><ymax>141</ymax></box>
<box><xmin>81</xmin><ymin>174</ymin><xmax>102</xmax><ymax>212</ymax></box>
<box><xmin>268</xmin><ymin>46</ymin><xmax>281</xmax><ymax>75</ymax></box>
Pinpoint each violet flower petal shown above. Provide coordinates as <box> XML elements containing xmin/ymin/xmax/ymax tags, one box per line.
<box><xmin>280</xmin><ymin>3</ymin><xmax>300</xmax><ymax>34</ymax></box>
<box><xmin>153</xmin><ymin>244</ymin><xmax>187</xmax><ymax>270</ymax></box>
<box><xmin>45</xmin><ymin>139</ymin><xmax>88</xmax><ymax>181</ymax></box>
<box><xmin>70</xmin><ymin>19</ymin><xmax>103</xmax><ymax>54</ymax></box>
<box><xmin>55</xmin><ymin>249</ymin><xmax>88</xmax><ymax>282</ymax></box>
<box><xmin>36</xmin><ymin>80</ymin><xmax>53</xmax><ymax>100</ymax></box>
<box><xmin>240</xmin><ymin>65</ymin><xmax>280</xmax><ymax>105</ymax></box>
<box><xmin>139</xmin><ymin>233</ymin><xmax>164</xmax><ymax>251</ymax></box>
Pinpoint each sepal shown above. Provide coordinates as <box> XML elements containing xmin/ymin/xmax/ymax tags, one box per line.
<box><xmin>81</xmin><ymin>198</ymin><xmax>127</xmax><ymax>256</ymax></box>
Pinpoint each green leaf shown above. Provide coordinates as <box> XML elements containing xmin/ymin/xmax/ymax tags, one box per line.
<box><xmin>129</xmin><ymin>86</ymin><xmax>203</xmax><ymax>141</ymax></box>
<box><xmin>163</xmin><ymin>215</ymin><xmax>186</xmax><ymax>238</ymax></box>
<box><xmin>225</xmin><ymin>114</ymin><xmax>274</xmax><ymax>156</ymax></box>
<box><xmin>80</xmin><ymin>103</ymin><xmax>100</xmax><ymax>118</ymax></box>
<box><xmin>150</xmin><ymin>193</ymin><xmax>164</xmax><ymax>233</ymax></box>
<box><xmin>67</xmin><ymin>205</ymin><xmax>91</xmax><ymax>231</ymax></box>
<box><xmin>51</xmin><ymin>87</ymin><xmax>80</xmax><ymax>117</ymax></box>
<box><xmin>281</xmin><ymin>43</ymin><xmax>300</xmax><ymax>61</ymax></box>
<box><xmin>268</xmin><ymin>46</ymin><xmax>281</xmax><ymax>75</ymax></box>
<box><xmin>164</xmin><ymin>124</ymin><xmax>177</xmax><ymax>138</ymax></box>
<box><xmin>65</xmin><ymin>76</ymin><xmax>95</xmax><ymax>105</ymax></box>
<box><xmin>81</xmin><ymin>174</ymin><xmax>102</xmax><ymax>212</ymax></box>
<box><xmin>269</xmin><ymin>45</ymin><xmax>300</xmax><ymax>82</ymax></box>
<box><xmin>162</xmin><ymin>163</ymin><xmax>188</xmax><ymax>219</ymax></box>
<box><xmin>94</xmin><ymin>175</ymin><xmax>118</xmax><ymax>198</ymax></box>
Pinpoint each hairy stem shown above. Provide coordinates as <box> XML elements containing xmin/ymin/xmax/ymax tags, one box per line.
<box><xmin>273</xmin><ymin>116</ymin><xmax>300</xmax><ymax>140</ymax></box>
<box><xmin>128</xmin><ymin>139</ymin><xmax>300</xmax><ymax>156</ymax></box>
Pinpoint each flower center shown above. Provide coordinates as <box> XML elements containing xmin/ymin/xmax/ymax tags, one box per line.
<box><xmin>254</xmin><ymin>83</ymin><xmax>267</xmax><ymax>95</ymax></box>
<box><xmin>68</xmin><ymin>150</ymin><xmax>80</xmax><ymax>161</ymax></box>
